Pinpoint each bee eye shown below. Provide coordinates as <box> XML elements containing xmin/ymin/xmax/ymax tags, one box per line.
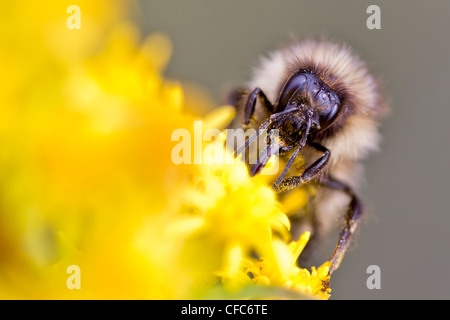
<box><xmin>278</xmin><ymin>71</ymin><xmax>341</xmax><ymax>132</ymax></box>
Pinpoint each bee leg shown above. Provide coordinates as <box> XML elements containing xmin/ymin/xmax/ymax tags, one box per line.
<box><xmin>272</xmin><ymin>144</ymin><xmax>302</xmax><ymax>186</ymax></box>
<box><xmin>273</xmin><ymin>142</ymin><xmax>330</xmax><ymax>191</ymax></box>
<box><xmin>320</xmin><ymin>177</ymin><xmax>363</xmax><ymax>276</ymax></box>
<box><xmin>234</xmin><ymin>117</ymin><xmax>272</xmax><ymax>157</ymax></box>
<box><xmin>243</xmin><ymin>88</ymin><xmax>274</xmax><ymax>127</ymax></box>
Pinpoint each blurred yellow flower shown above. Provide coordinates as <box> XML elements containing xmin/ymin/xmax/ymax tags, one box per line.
<box><xmin>242</xmin><ymin>232</ymin><xmax>331</xmax><ymax>300</ymax></box>
<box><xmin>0</xmin><ymin>0</ymin><xmax>331</xmax><ymax>300</ymax></box>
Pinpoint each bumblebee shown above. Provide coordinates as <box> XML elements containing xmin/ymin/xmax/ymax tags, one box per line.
<box><xmin>230</xmin><ymin>39</ymin><xmax>388</xmax><ymax>277</ymax></box>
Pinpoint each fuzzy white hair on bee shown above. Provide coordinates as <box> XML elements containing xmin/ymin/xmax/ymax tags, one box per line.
<box><xmin>229</xmin><ymin>38</ymin><xmax>388</xmax><ymax>281</ymax></box>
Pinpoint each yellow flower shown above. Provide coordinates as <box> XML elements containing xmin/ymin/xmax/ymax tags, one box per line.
<box><xmin>241</xmin><ymin>232</ymin><xmax>331</xmax><ymax>300</ymax></box>
<box><xmin>0</xmin><ymin>0</ymin><xmax>197</xmax><ymax>299</ymax></box>
<box><xmin>0</xmin><ymin>0</ymin><xmax>332</xmax><ymax>300</ymax></box>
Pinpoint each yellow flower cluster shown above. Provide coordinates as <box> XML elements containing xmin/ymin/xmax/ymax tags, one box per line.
<box><xmin>0</xmin><ymin>0</ymin><xmax>330</xmax><ymax>299</ymax></box>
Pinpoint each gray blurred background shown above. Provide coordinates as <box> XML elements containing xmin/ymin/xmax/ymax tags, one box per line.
<box><xmin>135</xmin><ymin>0</ymin><xmax>450</xmax><ymax>299</ymax></box>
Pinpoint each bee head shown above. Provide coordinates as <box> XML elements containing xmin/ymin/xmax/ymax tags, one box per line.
<box><xmin>276</xmin><ymin>70</ymin><xmax>341</xmax><ymax>137</ymax></box>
